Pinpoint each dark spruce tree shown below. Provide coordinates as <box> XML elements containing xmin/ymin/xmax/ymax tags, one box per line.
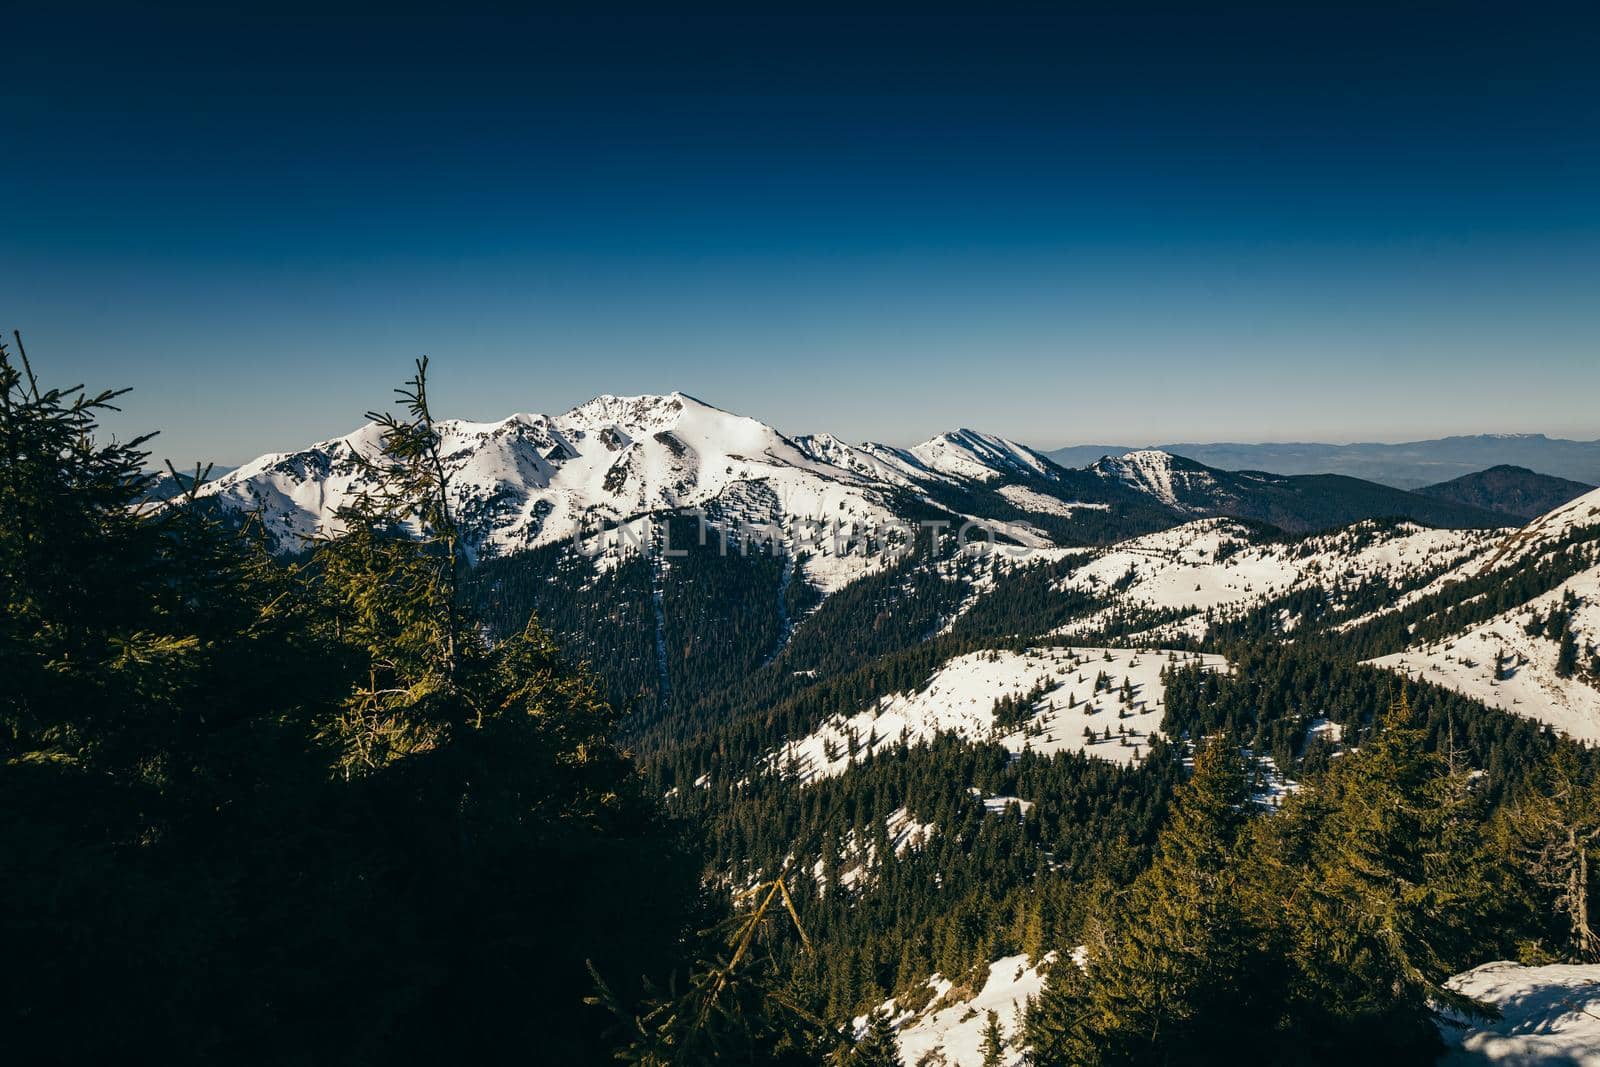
<box><xmin>1026</xmin><ymin>738</ymin><xmax>1264</xmax><ymax>1066</ymax></box>
<box><xmin>0</xmin><ymin>342</ymin><xmax>700</xmax><ymax>1065</ymax></box>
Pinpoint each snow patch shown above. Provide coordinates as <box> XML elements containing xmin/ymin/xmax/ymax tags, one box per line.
<box><xmin>1051</xmin><ymin>518</ymin><xmax>1496</xmax><ymax>644</ymax></box>
<box><xmin>1438</xmin><ymin>960</ymin><xmax>1600</xmax><ymax>1065</ymax></box>
<box><xmin>856</xmin><ymin>953</ymin><xmax>1053</xmax><ymax>1067</ymax></box>
<box><xmin>996</xmin><ymin>484</ymin><xmax>1111</xmax><ymax>517</ymax></box>
<box><xmin>766</xmin><ymin>646</ymin><xmax>1227</xmax><ymax>782</ymax></box>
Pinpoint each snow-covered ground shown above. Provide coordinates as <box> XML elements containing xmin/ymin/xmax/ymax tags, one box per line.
<box><xmin>767</xmin><ymin>646</ymin><xmax>1227</xmax><ymax>783</ymax></box>
<box><xmin>1050</xmin><ymin>518</ymin><xmax>1496</xmax><ymax>643</ymax></box>
<box><xmin>1438</xmin><ymin>961</ymin><xmax>1600</xmax><ymax>1065</ymax></box>
<box><xmin>868</xmin><ymin>956</ymin><xmax>1600</xmax><ymax>1066</ymax></box>
<box><xmin>1364</xmin><ymin>488</ymin><xmax>1600</xmax><ymax>743</ymax></box>
<box><xmin>1471</xmin><ymin>487</ymin><xmax>1600</xmax><ymax>575</ymax></box>
<box><xmin>865</xmin><ymin>955</ymin><xmax>1600</xmax><ymax>1066</ymax></box>
<box><xmin>811</xmin><ymin>806</ymin><xmax>939</xmax><ymax>894</ymax></box>
<box><xmin>995</xmin><ymin>484</ymin><xmax>1110</xmax><ymax>517</ymax></box>
<box><xmin>855</xmin><ymin>953</ymin><xmax>1052</xmax><ymax>1067</ymax></box>
<box><xmin>973</xmin><ymin>788</ymin><xmax>1035</xmax><ymax>816</ymax></box>
<box><xmin>1369</xmin><ymin>566</ymin><xmax>1600</xmax><ymax>742</ymax></box>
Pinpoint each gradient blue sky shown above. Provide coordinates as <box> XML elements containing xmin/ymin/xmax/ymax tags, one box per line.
<box><xmin>4</xmin><ymin>6</ymin><xmax>1598</xmax><ymax>466</ymax></box>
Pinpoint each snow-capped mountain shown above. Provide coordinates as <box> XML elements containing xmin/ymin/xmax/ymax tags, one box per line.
<box><xmin>204</xmin><ymin>389</ymin><xmax>1237</xmax><ymax>565</ymax></box>
<box><xmin>1089</xmin><ymin>449</ymin><xmax>1214</xmax><ymax>508</ymax></box>
<box><xmin>789</xmin><ymin>428</ymin><xmax>1057</xmax><ymax>491</ymax></box>
<box><xmin>201</xmin><ymin>392</ymin><xmax>911</xmax><ymax>560</ymax></box>
<box><xmin>197</xmin><ymin>393</ymin><xmax>1102</xmax><ymax>596</ymax></box>
<box><xmin>900</xmin><ymin>429</ymin><xmax>1059</xmax><ymax>483</ymax></box>
<box><xmin>199</xmin><ymin>393</ymin><xmax>1522</xmax><ymax>581</ymax></box>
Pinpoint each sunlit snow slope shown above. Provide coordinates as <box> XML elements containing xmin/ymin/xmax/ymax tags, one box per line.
<box><xmin>766</xmin><ymin>646</ymin><xmax>1226</xmax><ymax>783</ymax></box>
<box><xmin>1369</xmin><ymin>487</ymin><xmax>1600</xmax><ymax>742</ymax></box>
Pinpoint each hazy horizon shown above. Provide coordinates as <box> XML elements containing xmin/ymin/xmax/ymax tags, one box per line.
<box><xmin>133</xmin><ymin>380</ymin><xmax>1600</xmax><ymax>473</ymax></box>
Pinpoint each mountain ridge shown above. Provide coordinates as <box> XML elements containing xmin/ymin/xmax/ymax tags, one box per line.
<box><xmin>196</xmin><ymin>395</ymin><xmax>1514</xmax><ymax>575</ymax></box>
<box><xmin>1083</xmin><ymin>448</ymin><xmax>1508</xmax><ymax>533</ymax></box>
<box><xmin>1046</xmin><ymin>433</ymin><xmax>1600</xmax><ymax>488</ymax></box>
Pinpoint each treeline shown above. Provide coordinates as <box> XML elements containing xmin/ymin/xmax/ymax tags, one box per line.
<box><xmin>1204</xmin><ymin>526</ymin><xmax>1600</xmax><ymax>657</ymax></box>
<box><xmin>1161</xmin><ymin>649</ymin><xmax>1565</xmax><ymax>803</ymax></box>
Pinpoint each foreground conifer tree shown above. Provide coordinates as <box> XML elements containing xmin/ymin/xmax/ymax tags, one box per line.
<box><xmin>1258</xmin><ymin>693</ymin><xmax>1497</xmax><ymax>1059</ymax></box>
<box><xmin>1497</xmin><ymin>743</ymin><xmax>1600</xmax><ymax>961</ymax></box>
<box><xmin>2</xmin><ymin>341</ymin><xmax>698</xmax><ymax>1064</ymax></box>
<box><xmin>1028</xmin><ymin>699</ymin><xmax>1502</xmax><ymax>1066</ymax></box>
<box><xmin>1027</xmin><ymin>739</ymin><xmax>1263</xmax><ymax>1066</ymax></box>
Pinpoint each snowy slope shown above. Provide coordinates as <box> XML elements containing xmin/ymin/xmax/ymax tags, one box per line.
<box><xmin>1471</xmin><ymin>485</ymin><xmax>1600</xmax><ymax>574</ymax></box>
<box><xmin>854</xmin><ymin>954</ymin><xmax>1052</xmax><ymax>1067</ymax></box>
<box><xmin>767</xmin><ymin>646</ymin><xmax>1226</xmax><ymax>783</ymax></box>
<box><xmin>1049</xmin><ymin>518</ymin><xmax>1498</xmax><ymax>643</ymax></box>
<box><xmin>905</xmin><ymin>429</ymin><xmax>1059</xmax><ymax>484</ymax></box>
<box><xmin>1365</xmin><ymin>488</ymin><xmax>1600</xmax><ymax>741</ymax></box>
<box><xmin>1369</xmin><ymin>566</ymin><xmax>1600</xmax><ymax>741</ymax></box>
<box><xmin>995</xmin><ymin>484</ymin><xmax>1111</xmax><ymax>517</ymax></box>
<box><xmin>201</xmin><ymin>393</ymin><xmax>910</xmax><ymax>561</ymax></box>
<box><xmin>201</xmin><ymin>394</ymin><xmax>1089</xmax><ymax>578</ymax></box>
<box><xmin>791</xmin><ymin>432</ymin><xmax>928</xmax><ymax>489</ymax></box>
<box><xmin>795</xmin><ymin>429</ymin><xmax>1067</xmax><ymax>496</ymax></box>
<box><xmin>869</xmin><ymin>955</ymin><xmax>1600</xmax><ymax>1067</ymax></box>
<box><xmin>1438</xmin><ymin>961</ymin><xmax>1600</xmax><ymax>1065</ymax></box>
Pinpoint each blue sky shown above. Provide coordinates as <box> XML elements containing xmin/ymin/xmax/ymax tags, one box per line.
<box><xmin>3</xmin><ymin>8</ymin><xmax>1597</xmax><ymax>465</ymax></box>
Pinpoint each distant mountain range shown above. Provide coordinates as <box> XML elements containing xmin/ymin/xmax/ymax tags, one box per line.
<box><xmin>188</xmin><ymin>391</ymin><xmax>1600</xmax><ymax>740</ymax></box>
<box><xmin>1082</xmin><ymin>449</ymin><xmax>1509</xmax><ymax>532</ymax></box>
<box><xmin>1044</xmin><ymin>434</ymin><xmax>1600</xmax><ymax>489</ymax></box>
<box><xmin>193</xmin><ymin>395</ymin><xmax>1520</xmax><ymax>585</ymax></box>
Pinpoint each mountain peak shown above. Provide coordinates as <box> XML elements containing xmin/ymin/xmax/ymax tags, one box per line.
<box><xmin>1088</xmin><ymin>449</ymin><xmax>1202</xmax><ymax>508</ymax></box>
<box><xmin>561</xmin><ymin>391</ymin><xmax>698</xmax><ymax>428</ymax></box>
<box><xmin>1116</xmin><ymin>447</ymin><xmax>1179</xmax><ymax>465</ymax></box>
<box><xmin>1416</xmin><ymin>465</ymin><xmax>1597</xmax><ymax>522</ymax></box>
<box><xmin>907</xmin><ymin>428</ymin><xmax>1055</xmax><ymax>483</ymax></box>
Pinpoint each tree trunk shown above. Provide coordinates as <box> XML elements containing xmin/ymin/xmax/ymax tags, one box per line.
<box><xmin>1573</xmin><ymin>830</ymin><xmax>1596</xmax><ymax>960</ymax></box>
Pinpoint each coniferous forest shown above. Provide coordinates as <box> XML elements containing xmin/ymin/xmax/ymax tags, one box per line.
<box><xmin>8</xmin><ymin>341</ymin><xmax>1600</xmax><ymax>1066</ymax></box>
